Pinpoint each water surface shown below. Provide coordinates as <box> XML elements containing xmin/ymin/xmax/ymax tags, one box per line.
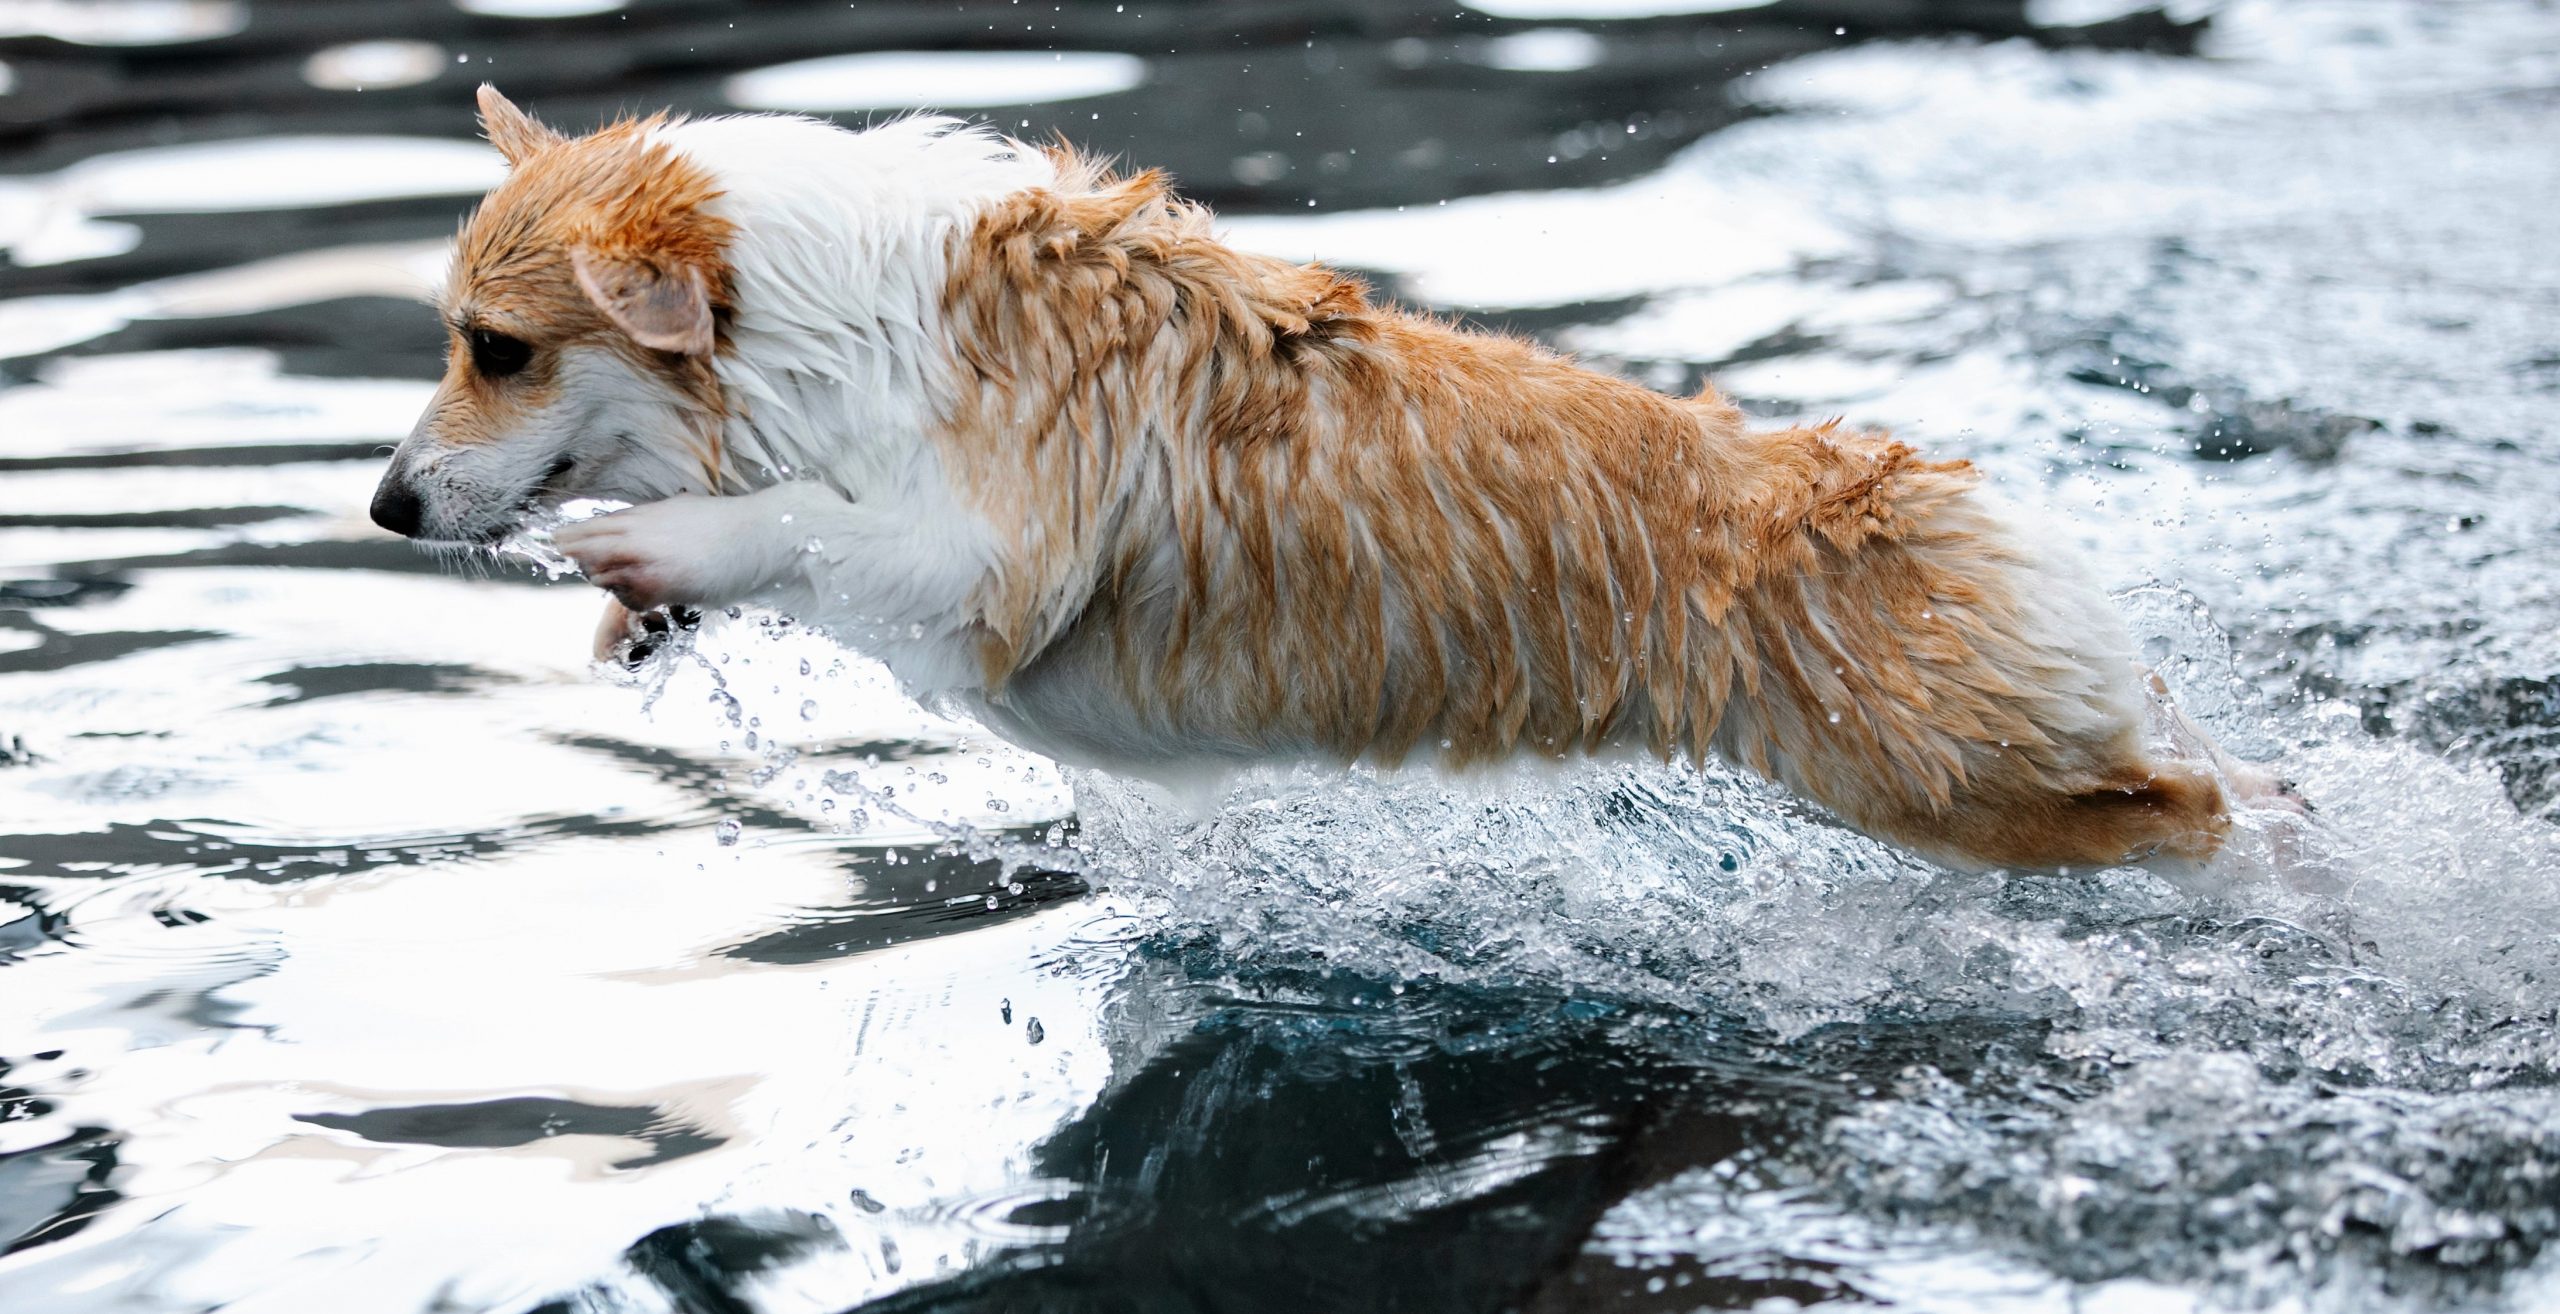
<box><xmin>3</xmin><ymin>2</ymin><xmax>2558</xmax><ymax>1311</ymax></box>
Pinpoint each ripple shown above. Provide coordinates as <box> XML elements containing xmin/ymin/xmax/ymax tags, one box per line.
<box><xmin>911</xmin><ymin>1180</ymin><xmax>1111</xmax><ymax>1246</ymax></box>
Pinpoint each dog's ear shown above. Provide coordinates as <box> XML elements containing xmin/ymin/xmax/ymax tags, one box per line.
<box><xmin>477</xmin><ymin>84</ymin><xmax>563</xmax><ymax>164</ymax></box>
<box><xmin>571</xmin><ymin>246</ymin><xmax>715</xmax><ymax>356</ymax></box>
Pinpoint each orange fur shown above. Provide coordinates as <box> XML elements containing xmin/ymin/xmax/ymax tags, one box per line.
<box><xmin>937</xmin><ymin>152</ymin><xmax>2230</xmax><ymax>871</ymax></box>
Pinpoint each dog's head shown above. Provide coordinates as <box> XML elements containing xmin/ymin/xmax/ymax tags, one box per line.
<box><xmin>370</xmin><ymin>86</ymin><xmax>734</xmax><ymax>544</ymax></box>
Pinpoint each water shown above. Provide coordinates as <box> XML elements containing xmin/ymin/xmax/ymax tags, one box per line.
<box><xmin>3</xmin><ymin>1</ymin><xmax>2557</xmax><ymax>1310</ymax></box>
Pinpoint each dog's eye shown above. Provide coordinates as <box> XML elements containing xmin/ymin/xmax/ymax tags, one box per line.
<box><xmin>469</xmin><ymin>329</ymin><xmax>533</xmax><ymax>379</ymax></box>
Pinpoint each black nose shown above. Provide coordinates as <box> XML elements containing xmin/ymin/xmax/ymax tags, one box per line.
<box><xmin>370</xmin><ymin>478</ymin><xmax>424</xmax><ymax>538</ymax></box>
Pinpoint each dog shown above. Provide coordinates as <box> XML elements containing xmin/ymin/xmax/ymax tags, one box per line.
<box><xmin>370</xmin><ymin>86</ymin><xmax>2288</xmax><ymax>876</ymax></box>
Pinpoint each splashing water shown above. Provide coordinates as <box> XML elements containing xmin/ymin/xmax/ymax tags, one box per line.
<box><xmin>1044</xmin><ymin>584</ymin><xmax>2560</xmax><ymax>1306</ymax></box>
<box><xmin>493</xmin><ymin>496</ymin><xmax>629</xmax><ymax>580</ymax></box>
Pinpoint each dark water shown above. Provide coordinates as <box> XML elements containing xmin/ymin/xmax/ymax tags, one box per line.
<box><xmin>4</xmin><ymin>1</ymin><xmax>2559</xmax><ymax>1311</ymax></box>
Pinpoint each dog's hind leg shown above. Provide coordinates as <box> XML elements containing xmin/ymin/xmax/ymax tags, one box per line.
<box><xmin>2139</xmin><ymin>666</ymin><xmax>2302</xmax><ymax>808</ymax></box>
<box><xmin>1887</xmin><ymin>758</ymin><xmax>2235</xmax><ymax>878</ymax></box>
<box><xmin>2128</xmin><ymin>666</ymin><xmax>2350</xmax><ymax>889</ymax></box>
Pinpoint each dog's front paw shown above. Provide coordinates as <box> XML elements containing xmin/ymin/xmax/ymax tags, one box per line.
<box><xmin>593</xmin><ymin>598</ymin><xmax>703</xmax><ymax>668</ymax></box>
<box><xmin>555</xmin><ymin>495</ymin><xmax>778</xmax><ymax>612</ymax></box>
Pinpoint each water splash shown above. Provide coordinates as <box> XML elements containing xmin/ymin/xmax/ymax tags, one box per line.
<box><xmin>493</xmin><ymin>497</ymin><xmax>628</xmax><ymax>580</ymax></box>
<box><xmin>1048</xmin><ymin>586</ymin><xmax>2560</xmax><ymax>1307</ymax></box>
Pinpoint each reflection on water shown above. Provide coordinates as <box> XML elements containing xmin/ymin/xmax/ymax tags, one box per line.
<box><xmin>724</xmin><ymin>52</ymin><xmax>1151</xmax><ymax>114</ymax></box>
<box><xmin>3</xmin><ymin>1</ymin><xmax>2559</xmax><ymax>1311</ymax></box>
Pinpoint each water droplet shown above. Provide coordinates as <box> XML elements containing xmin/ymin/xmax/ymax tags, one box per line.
<box><xmin>800</xmin><ymin>699</ymin><xmax>820</xmax><ymax>721</ymax></box>
<box><xmin>714</xmin><ymin>818</ymin><xmax>743</xmax><ymax>846</ymax></box>
<box><xmin>1025</xmin><ymin>1018</ymin><xmax>1045</xmax><ymax>1044</ymax></box>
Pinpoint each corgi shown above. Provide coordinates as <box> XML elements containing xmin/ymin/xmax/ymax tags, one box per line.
<box><xmin>371</xmin><ymin>86</ymin><xmax>2289</xmax><ymax>876</ymax></box>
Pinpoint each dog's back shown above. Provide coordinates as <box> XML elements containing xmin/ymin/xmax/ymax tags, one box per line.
<box><xmin>929</xmin><ymin>170</ymin><xmax>2234</xmax><ymax>870</ymax></box>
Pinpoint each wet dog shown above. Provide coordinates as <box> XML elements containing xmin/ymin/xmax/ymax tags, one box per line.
<box><xmin>371</xmin><ymin>86</ymin><xmax>2286</xmax><ymax>876</ymax></box>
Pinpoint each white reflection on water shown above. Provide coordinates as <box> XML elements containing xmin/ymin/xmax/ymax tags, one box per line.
<box><xmin>0</xmin><ymin>137</ymin><xmax>500</xmax><ymax>266</ymax></box>
<box><xmin>0</xmin><ymin>542</ymin><xmax>1101</xmax><ymax>1310</ymax></box>
<box><xmin>0</xmin><ymin>851</ymin><xmax>1117</xmax><ymax>1312</ymax></box>
<box><xmin>302</xmin><ymin>40</ymin><xmax>449</xmax><ymax>93</ymax></box>
<box><xmin>1223</xmin><ymin>173</ymin><xmax>1849</xmax><ymax>307</ymax></box>
<box><xmin>0</xmin><ymin>243</ymin><xmax>447</xmax><ymax>361</ymax></box>
<box><xmin>724</xmin><ymin>51</ymin><xmax>1147</xmax><ymax>113</ymax></box>
<box><xmin>0</xmin><ymin>351</ymin><xmax>429</xmax><ymax>458</ymax></box>
<box><xmin>1476</xmin><ymin>29</ymin><xmax>1607</xmax><ymax>73</ymax></box>
<box><xmin>455</xmin><ymin>0</ymin><xmax>627</xmax><ymax>16</ymax></box>
<box><xmin>0</xmin><ymin>0</ymin><xmax>244</xmax><ymax>46</ymax></box>
<box><xmin>1462</xmin><ymin>0</ymin><xmax>1778</xmax><ymax>17</ymax></box>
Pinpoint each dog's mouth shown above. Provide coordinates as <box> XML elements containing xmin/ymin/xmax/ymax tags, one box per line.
<box><xmin>521</xmin><ymin>454</ymin><xmax>579</xmax><ymax>512</ymax></box>
<box><xmin>412</xmin><ymin>534</ymin><xmax>505</xmax><ymax>559</ymax></box>
<box><xmin>466</xmin><ymin>453</ymin><xmax>585</xmax><ymax>544</ymax></box>
<box><xmin>408</xmin><ymin>456</ymin><xmax>581</xmax><ymax>554</ymax></box>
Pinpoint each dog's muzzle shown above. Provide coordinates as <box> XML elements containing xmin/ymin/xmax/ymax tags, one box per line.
<box><xmin>369</xmin><ymin>474</ymin><xmax>425</xmax><ymax>538</ymax></box>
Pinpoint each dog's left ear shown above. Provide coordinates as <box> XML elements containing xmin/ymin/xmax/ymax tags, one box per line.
<box><xmin>477</xmin><ymin>84</ymin><xmax>563</xmax><ymax>164</ymax></box>
<box><xmin>571</xmin><ymin>247</ymin><xmax>715</xmax><ymax>357</ymax></box>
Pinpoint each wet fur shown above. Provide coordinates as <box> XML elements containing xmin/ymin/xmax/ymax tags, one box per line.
<box><xmin>378</xmin><ymin>88</ymin><xmax>2259</xmax><ymax>876</ymax></box>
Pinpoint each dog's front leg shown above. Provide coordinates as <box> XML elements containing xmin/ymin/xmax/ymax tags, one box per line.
<box><xmin>556</xmin><ymin>484</ymin><xmax>989</xmax><ymax>666</ymax></box>
<box><xmin>555</xmin><ymin>486</ymin><xmax>842</xmax><ymax>614</ymax></box>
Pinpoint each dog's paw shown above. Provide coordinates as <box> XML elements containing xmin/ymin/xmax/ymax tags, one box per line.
<box><xmin>593</xmin><ymin>598</ymin><xmax>702</xmax><ymax>668</ymax></box>
<box><xmin>555</xmin><ymin>495</ymin><xmax>779</xmax><ymax>612</ymax></box>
